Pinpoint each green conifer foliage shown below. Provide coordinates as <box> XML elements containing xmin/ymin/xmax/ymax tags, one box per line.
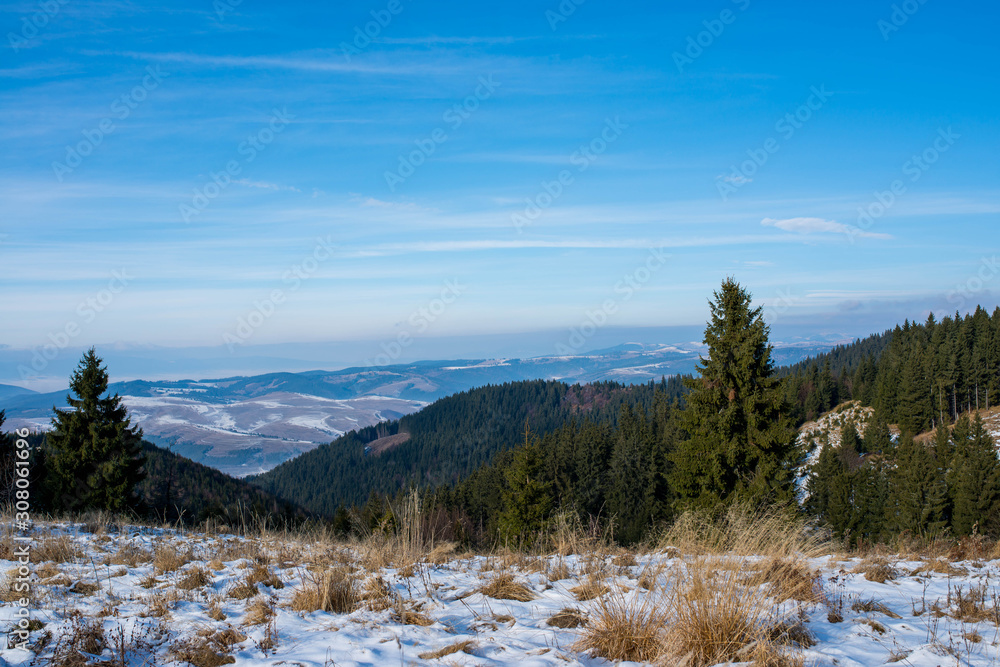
<box><xmin>45</xmin><ymin>348</ymin><xmax>145</xmax><ymax>513</ymax></box>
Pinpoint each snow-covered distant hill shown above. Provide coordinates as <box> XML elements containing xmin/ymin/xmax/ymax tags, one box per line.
<box><xmin>1</xmin><ymin>340</ymin><xmax>840</xmax><ymax>477</ymax></box>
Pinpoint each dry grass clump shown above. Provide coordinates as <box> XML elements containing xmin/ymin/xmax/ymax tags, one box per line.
<box><xmin>612</xmin><ymin>552</ymin><xmax>638</xmax><ymax>568</ymax></box>
<box><xmin>32</xmin><ymin>534</ymin><xmax>82</xmax><ymax>563</ymax></box>
<box><xmin>910</xmin><ymin>559</ymin><xmax>966</xmax><ymax>577</ymax></box>
<box><xmin>226</xmin><ymin>579</ymin><xmax>259</xmax><ymax>600</ymax></box>
<box><xmin>425</xmin><ymin>541</ymin><xmax>457</xmax><ymax>565</ymax></box>
<box><xmin>659</xmin><ymin>558</ymin><xmax>784</xmax><ymax>666</ymax></box>
<box><xmin>359</xmin><ymin>575</ymin><xmax>394</xmax><ymax>612</ymax></box>
<box><xmin>178</xmin><ymin>566</ymin><xmax>213</xmax><ymax>591</ymax></box>
<box><xmin>477</xmin><ymin>571</ymin><xmax>536</xmax><ymax>602</ymax></box>
<box><xmin>418</xmin><ymin>640</ymin><xmax>476</xmax><ymax>660</ymax></box>
<box><xmin>658</xmin><ymin>503</ymin><xmax>825</xmax><ymax>558</ymax></box>
<box><xmin>851</xmin><ymin>598</ymin><xmax>901</xmax><ymax>619</ymax></box>
<box><xmin>852</xmin><ymin>557</ymin><xmax>897</xmax><ymax>583</ymax></box>
<box><xmin>243</xmin><ymin>596</ymin><xmax>276</xmax><ymax>626</ymax></box>
<box><xmin>50</xmin><ymin>615</ymin><xmax>105</xmax><ymax>667</ymax></box>
<box><xmin>949</xmin><ymin>583</ymin><xmax>995</xmax><ymax>623</ymax></box>
<box><xmin>246</xmin><ymin>563</ymin><xmax>283</xmax><ymax>589</ymax></box>
<box><xmin>0</xmin><ymin>570</ymin><xmax>29</xmax><ymax>602</ymax></box>
<box><xmin>392</xmin><ymin>598</ymin><xmax>434</xmax><ymax>626</ymax></box>
<box><xmin>570</xmin><ymin>575</ymin><xmax>610</xmax><ymax>602</ymax></box>
<box><xmin>573</xmin><ymin>589</ymin><xmax>667</xmax><ymax>663</ymax></box>
<box><xmin>154</xmin><ymin>542</ymin><xmax>193</xmax><ymax>573</ymax></box>
<box><xmin>68</xmin><ymin>580</ymin><xmax>100</xmax><ymax>596</ymax></box>
<box><xmin>290</xmin><ymin>567</ymin><xmax>358</xmax><ymax>614</ymax></box>
<box><xmin>548</xmin><ymin>560</ymin><xmax>571</xmax><ymax>581</ymax></box>
<box><xmin>548</xmin><ymin>607</ymin><xmax>587</xmax><ymax>628</ymax></box>
<box><xmin>170</xmin><ymin>627</ymin><xmax>246</xmax><ymax>667</ymax></box>
<box><xmin>104</xmin><ymin>543</ymin><xmax>152</xmax><ymax>568</ymax></box>
<box><xmin>752</xmin><ymin>557</ymin><xmax>820</xmax><ymax>602</ymax></box>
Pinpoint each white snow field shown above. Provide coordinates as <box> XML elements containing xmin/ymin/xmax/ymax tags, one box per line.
<box><xmin>1</xmin><ymin>521</ymin><xmax>998</xmax><ymax>666</ymax></box>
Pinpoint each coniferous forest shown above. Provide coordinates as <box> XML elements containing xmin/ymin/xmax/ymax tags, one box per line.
<box><xmin>249</xmin><ymin>282</ymin><xmax>1000</xmax><ymax>547</ymax></box>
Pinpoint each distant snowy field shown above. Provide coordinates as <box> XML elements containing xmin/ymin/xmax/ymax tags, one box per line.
<box><xmin>1</xmin><ymin>521</ymin><xmax>998</xmax><ymax>666</ymax></box>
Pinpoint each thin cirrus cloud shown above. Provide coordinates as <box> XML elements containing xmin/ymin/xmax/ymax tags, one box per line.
<box><xmin>760</xmin><ymin>217</ymin><xmax>892</xmax><ymax>241</ymax></box>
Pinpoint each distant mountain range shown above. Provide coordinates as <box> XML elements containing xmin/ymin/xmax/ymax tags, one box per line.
<box><xmin>0</xmin><ymin>339</ymin><xmax>840</xmax><ymax>476</ymax></box>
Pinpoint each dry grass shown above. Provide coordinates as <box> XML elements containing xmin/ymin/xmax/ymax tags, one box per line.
<box><xmin>477</xmin><ymin>571</ymin><xmax>536</xmax><ymax>602</ymax></box>
<box><xmin>573</xmin><ymin>588</ymin><xmax>667</xmax><ymax>663</ymax></box>
<box><xmin>852</xmin><ymin>557</ymin><xmax>897</xmax><ymax>584</ymax></box>
<box><xmin>570</xmin><ymin>575</ymin><xmax>610</xmax><ymax>602</ymax></box>
<box><xmin>32</xmin><ymin>535</ymin><xmax>81</xmax><ymax>563</ymax></box>
<box><xmin>177</xmin><ymin>566</ymin><xmax>212</xmax><ymax>591</ymax></box>
<box><xmin>851</xmin><ymin>598</ymin><xmax>901</xmax><ymax>619</ymax></box>
<box><xmin>752</xmin><ymin>557</ymin><xmax>820</xmax><ymax>603</ymax></box>
<box><xmin>392</xmin><ymin>598</ymin><xmax>434</xmax><ymax>626</ymax></box>
<box><xmin>49</xmin><ymin>615</ymin><xmax>105</xmax><ymax>667</ymax></box>
<box><xmin>226</xmin><ymin>579</ymin><xmax>258</xmax><ymax>600</ymax></box>
<box><xmin>243</xmin><ymin>596</ymin><xmax>276</xmax><ymax>626</ymax></box>
<box><xmin>154</xmin><ymin>542</ymin><xmax>192</xmax><ymax>573</ymax></box>
<box><xmin>289</xmin><ymin>567</ymin><xmax>358</xmax><ymax>614</ymax></box>
<box><xmin>910</xmin><ymin>559</ymin><xmax>966</xmax><ymax>577</ymax></box>
<box><xmin>359</xmin><ymin>575</ymin><xmax>394</xmax><ymax>611</ymax></box>
<box><xmin>245</xmin><ymin>563</ymin><xmax>283</xmax><ymax>589</ymax></box>
<box><xmin>170</xmin><ymin>627</ymin><xmax>246</xmax><ymax>667</ymax></box>
<box><xmin>104</xmin><ymin>543</ymin><xmax>152</xmax><ymax>568</ymax></box>
<box><xmin>548</xmin><ymin>607</ymin><xmax>587</xmax><ymax>628</ymax></box>
<box><xmin>418</xmin><ymin>640</ymin><xmax>476</xmax><ymax>660</ymax></box>
<box><xmin>659</xmin><ymin>558</ymin><xmax>786</xmax><ymax>666</ymax></box>
<box><xmin>658</xmin><ymin>503</ymin><xmax>825</xmax><ymax>559</ymax></box>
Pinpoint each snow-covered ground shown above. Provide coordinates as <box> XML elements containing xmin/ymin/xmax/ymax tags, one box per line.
<box><xmin>1</xmin><ymin>521</ymin><xmax>998</xmax><ymax>666</ymax></box>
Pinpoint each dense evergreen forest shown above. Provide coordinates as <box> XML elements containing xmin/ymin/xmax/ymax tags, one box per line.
<box><xmin>0</xmin><ymin>427</ymin><xmax>304</xmax><ymax>526</ymax></box>
<box><xmin>317</xmin><ymin>303</ymin><xmax>1000</xmax><ymax>546</ymax></box>
<box><xmin>250</xmin><ymin>377</ymin><xmax>688</xmax><ymax>517</ymax></box>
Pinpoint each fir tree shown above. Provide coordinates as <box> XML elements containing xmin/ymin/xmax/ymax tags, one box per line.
<box><xmin>497</xmin><ymin>426</ymin><xmax>552</xmax><ymax>545</ymax></box>
<box><xmin>950</xmin><ymin>414</ymin><xmax>1000</xmax><ymax>535</ymax></box>
<box><xmin>889</xmin><ymin>435</ymin><xmax>948</xmax><ymax>536</ymax></box>
<box><xmin>670</xmin><ymin>279</ymin><xmax>797</xmax><ymax>510</ymax></box>
<box><xmin>44</xmin><ymin>348</ymin><xmax>145</xmax><ymax>513</ymax></box>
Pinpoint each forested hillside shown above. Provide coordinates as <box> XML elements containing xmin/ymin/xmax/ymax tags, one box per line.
<box><xmin>0</xmin><ymin>430</ymin><xmax>304</xmax><ymax>525</ymax></box>
<box><xmin>249</xmin><ymin>378</ymin><xmax>687</xmax><ymax>516</ymax></box>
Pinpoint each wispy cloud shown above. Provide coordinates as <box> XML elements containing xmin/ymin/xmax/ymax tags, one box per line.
<box><xmin>761</xmin><ymin>217</ymin><xmax>892</xmax><ymax>240</ymax></box>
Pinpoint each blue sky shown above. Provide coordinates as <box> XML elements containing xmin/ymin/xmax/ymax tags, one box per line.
<box><xmin>2</xmin><ymin>0</ymin><xmax>998</xmax><ymax>379</ymax></box>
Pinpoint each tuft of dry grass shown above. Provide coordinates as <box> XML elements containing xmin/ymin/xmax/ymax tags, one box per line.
<box><xmin>154</xmin><ymin>542</ymin><xmax>193</xmax><ymax>573</ymax></box>
<box><xmin>50</xmin><ymin>615</ymin><xmax>105</xmax><ymax>666</ymax></box>
<box><xmin>910</xmin><ymin>559</ymin><xmax>966</xmax><ymax>577</ymax></box>
<box><xmin>68</xmin><ymin>580</ymin><xmax>100</xmax><ymax>596</ymax></box>
<box><xmin>548</xmin><ymin>607</ymin><xmax>587</xmax><ymax>628</ymax></box>
<box><xmin>104</xmin><ymin>543</ymin><xmax>152</xmax><ymax>568</ymax></box>
<box><xmin>658</xmin><ymin>503</ymin><xmax>826</xmax><ymax>559</ymax></box>
<box><xmin>851</xmin><ymin>599</ymin><xmax>902</xmax><ymax>619</ymax></box>
<box><xmin>359</xmin><ymin>575</ymin><xmax>394</xmax><ymax>612</ymax></box>
<box><xmin>170</xmin><ymin>627</ymin><xmax>246</xmax><ymax>667</ymax></box>
<box><xmin>418</xmin><ymin>640</ymin><xmax>476</xmax><ymax>660</ymax></box>
<box><xmin>392</xmin><ymin>598</ymin><xmax>434</xmax><ymax>626</ymax></box>
<box><xmin>245</xmin><ymin>563</ymin><xmax>283</xmax><ymax>589</ymax></box>
<box><xmin>573</xmin><ymin>588</ymin><xmax>666</xmax><ymax>663</ymax></box>
<box><xmin>177</xmin><ymin>566</ymin><xmax>212</xmax><ymax>591</ymax></box>
<box><xmin>32</xmin><ymin>535</ymin><xmax>82</xmax><ymax>563</ymax></box>
<box><xmin>752</xmin><ymin>557</ymin><xmax>820</xmax><ymax>603</ymax></box>
<box><xmin>243</xmin><ymin>596</ymin><xmax>276</xmax><ymax>626</ymax></box>
<box><xmin>570</xmin><ymin>575</ymin><xmax>610</xmax><ymax>602</ymax></box>
<box><xmin>289</xmin><ymin>567</ymin><xmax>357</xmax><ymax>614</ymax></box>
<box><xmin>226</xmin><ymin>580</ymin><xmax>259</xmax><ymax>600</ymax></box>
<box><xmin>852</xmin><ymin>557</ymin><xmax>897</xmax><ymax>584</ymax></box>
<box><xmin>477</xmin><ymin>571</ymin><xmax>536</xmax><ymax>602</ymax></box>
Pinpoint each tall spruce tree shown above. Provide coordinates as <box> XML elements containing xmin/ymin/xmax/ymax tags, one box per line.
<box><xmin>670</xmin><ymin>279</ymin><xmax>797</xmax><ymax>510</ymax></box>
<box><xmin>950</xmin><ymin>414</ymin><xmax>1000</xmax><ymax>535</ymax></box>
<box><xmin>45</xmin><ymin>349</ymin><xmax>145</xmax><ymax>513</ymax></box>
